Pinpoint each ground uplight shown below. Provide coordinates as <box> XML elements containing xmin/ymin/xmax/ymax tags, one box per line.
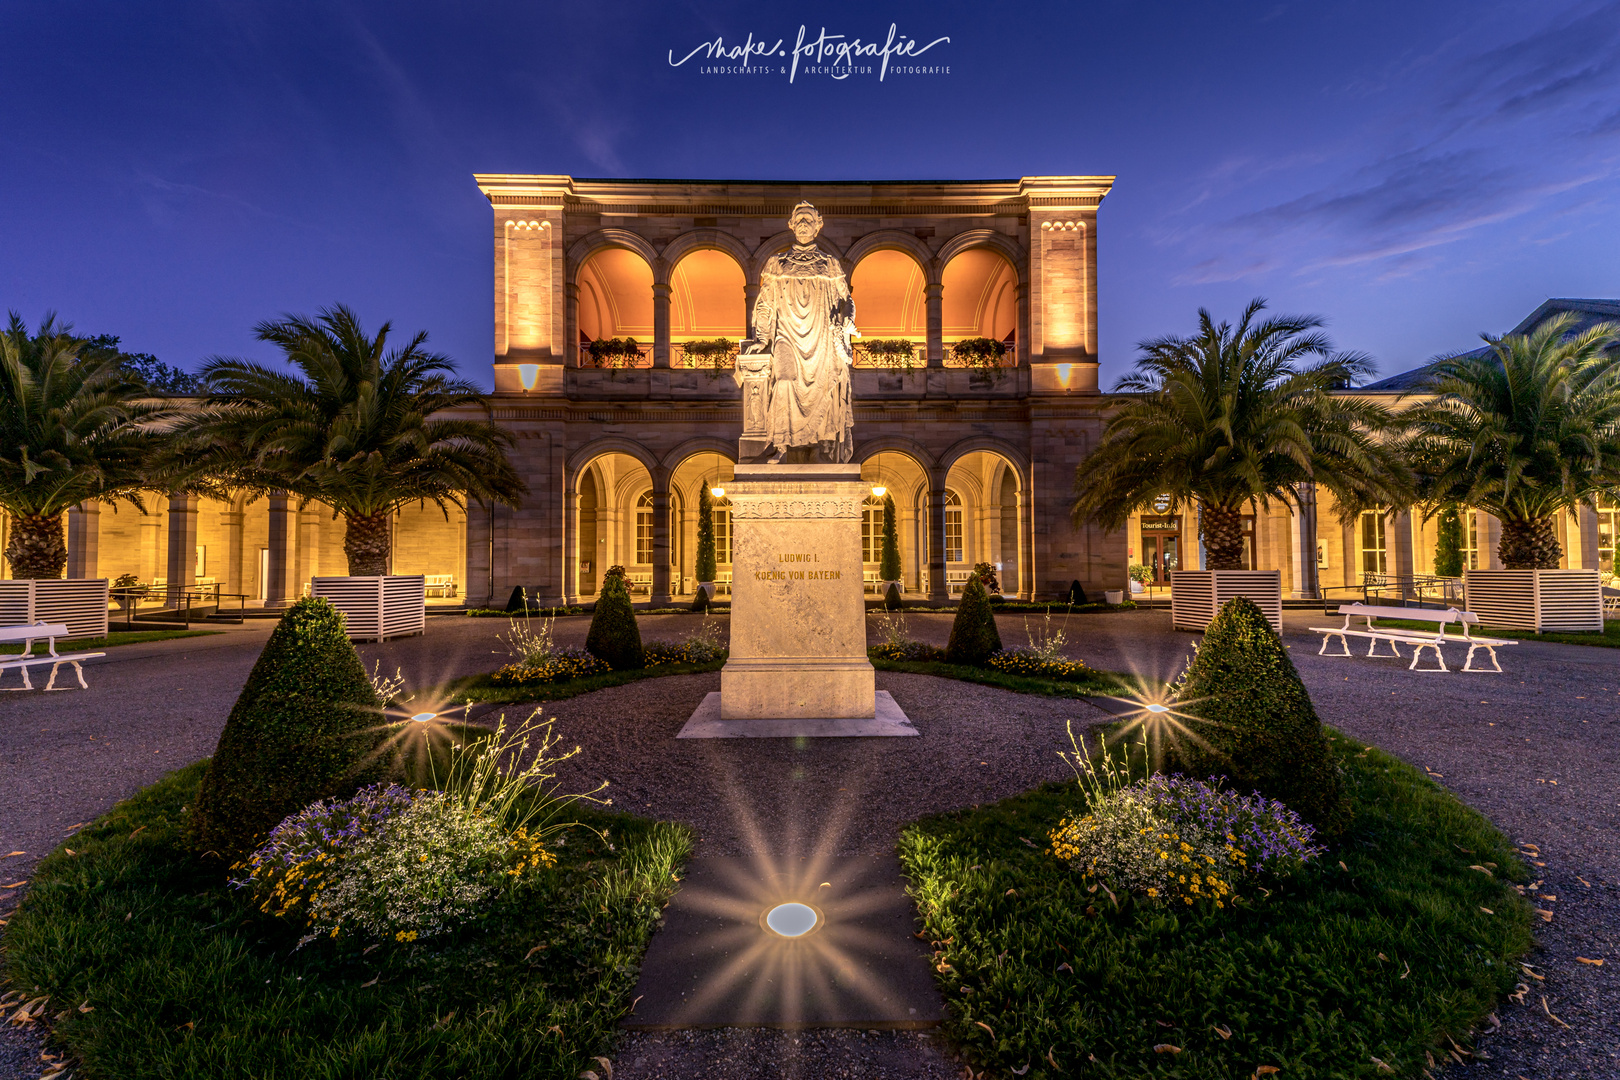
<box><xmin>764</xmin><ymin>902</ymin><xmax>819</xmax><ymax>938</ymax></box>
<box><xmin>410</xmin><ymin>712</ymin><xmax>437</xmax><ymax>723</ymax></box>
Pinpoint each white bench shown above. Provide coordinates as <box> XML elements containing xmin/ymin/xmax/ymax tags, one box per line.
<box><xmin>425</xmin><ymin>574</ymin><xmax>457</xmax><ymax>598</ymax></box>
<box><xmin>1310</xmin><ymin>604</ymin><xmax>1517</xmax><ymax>673</ymax></box>
<box><xmin>0</xmin><ymin>622</ymin><xmax>106</xmax><ymax>691</ymax></box>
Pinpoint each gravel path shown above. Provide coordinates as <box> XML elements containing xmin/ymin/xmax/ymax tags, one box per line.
<box><xmin>2</xmin><ymin>607</ymin><xmax>1616</xmax><ymax>1077</ymax></box>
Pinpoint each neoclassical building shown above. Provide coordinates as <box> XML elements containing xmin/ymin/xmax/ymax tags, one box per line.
<box><xmin>6</xmin><ymin>177</ymin><xmax>1615</xmax><ymax>608</ymax></box>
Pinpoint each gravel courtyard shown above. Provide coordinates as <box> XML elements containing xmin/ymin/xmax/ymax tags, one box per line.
<box><xmin>1</xmin><ymin>607</ymin><xmax>1615</xmax><ymax>1077</ymax></box>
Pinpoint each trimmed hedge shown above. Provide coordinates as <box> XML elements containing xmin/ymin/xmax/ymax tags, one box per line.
<box><xmin>1171</xmin><ymin>596</ymin><xmax>1348</xmax><ymax>832</ymax></box>
<box><xmin>884</xmin><ymin>582</ymin><xmax>903</xmax><ymax>611</ymax></box>
<box><xmin>586</xmin><ymin>573</ymin><xmax>644</xmax><ymax>670</ymax></box>
<box><xmin>188</xmin><ymin>598</ymin><xmax>385</xmax><ymax>862</ymax></box>
<box><xmin>946</xmin><ymin>575</ymin><xmax>1002</xmax><ymax>665</ymax></box>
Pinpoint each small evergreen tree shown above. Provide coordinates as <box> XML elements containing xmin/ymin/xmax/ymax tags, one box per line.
<box><xmin>1068</xmin><ymin>580</ymin><xmax>1087</xmax><ymax>605</ymax></box>
<box><xmin>1170</xmin><ymin>596</ymin><xmax>1346</xmax><ymax>831</ymax></box>
<box><xmin>690</xmin><ymin>585</ymin><xmax>710</xmax><ymax>612</ymax></box>
<box><xmin>946</xmin><ymin>576</ymin><xmax>1002</xmax><ymax>666</ymax></box>
<box><xmin>586</xmin><ymin>573</ymin><xmax>644</xmax><ymax>670</ymax></box>
<box><xmin>879</xmin><ymin>495</ymin><xmax>903</xmax><ymax>583</ymax></box>
<box><xmin>696</xmin><ymin>485</ymin><xmax>718</xmax><ymax>584</ymax></box>
<box><xmin>884</xmin><ymin>581</ymin><xmax>903</xmax><ymax>611</ymax></box>
<box><xmin>1434</xmin><ymin>505</ymin><xmax>1465</xmax><ymax>578</ymax></box>
<box><xmin>189</xmin><ymin>598</ymin><xmax>386</xmax><ymax>861</ymax></box>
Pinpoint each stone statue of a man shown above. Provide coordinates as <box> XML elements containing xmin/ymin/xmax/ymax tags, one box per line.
<box><xmin>742</xmin><ymin>202</ymin><xmax>856</xmax><ymax>464</ymax></box>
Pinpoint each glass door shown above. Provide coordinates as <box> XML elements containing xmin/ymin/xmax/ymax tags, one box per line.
<box><xmin>1141</xmin><ymin>517</ymin><xmax>1180</xmax><ymax>585</ymax></box>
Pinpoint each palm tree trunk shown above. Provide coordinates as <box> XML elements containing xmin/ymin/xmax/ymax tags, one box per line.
<box><xmin>4</xmin><ymin>512</ymin><xmax>67</xmax><ymax>579</ymax></box>
<box><xmin>1200</xmin><ymin>503</ymin><xmax>1246</xmax><ymax>570</ymax></box>
<box><xmin>343</xmin><ymin>511</ymin><xmax>393</xmax><ymax>576</ymax></box>
<box><xmin>1498</xmin><ymin>517</ymin><xmax>1562</xmax><ymax>570</ymax></box>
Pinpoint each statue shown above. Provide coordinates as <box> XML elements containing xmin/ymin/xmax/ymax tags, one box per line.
<box><xmin>738</xmin><ymin>202</ymin><xmax>857</xmax><ymax>464</ymax></box>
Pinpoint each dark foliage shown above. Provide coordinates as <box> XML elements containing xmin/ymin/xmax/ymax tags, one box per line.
<box><xmin>1434</xmin><ymin>505</ymin><xmax>1465</xmax><ymax>578</ymax></box>
<box><xmin>884</xmin><ymin>582</ymin><xmax>903</xmax><ymax>611</ymax></box>
<box><xmin>188</xmin><ymin>598</ymin><xmax>385</xmax><ymax>862</ymax></box>
<box><xmin>1068</xmin><ymin>580</ymin><xmax>1088</xmax><ymax>605</ymax></box>
<box><xmin>695</xmin><ymin>486</ymin><xmax>717</xmax><ymax>583</ymax></box>
<box><xmin>690</xmin><ymin>586</ymin><xmax>710</xmax><ymax>613</ymax></box>
<box><xmin>879</xmin><ymin>495</ymin><xmax>903</xmax><ymax>582</ymax></box>
<box><xmin>585</xmin><ymin>574</ymin><xmax>644</xmax><ymax>670</ymax></box>
<box><xmin>945</xmin><ymin>575</ymin><xmax>1003</xmax><ymax>666</ymax></box>
<box><xmin>1170</xmin><ymin>597</ymin><xmax>1347</xmax><ymax>831</ymax></box>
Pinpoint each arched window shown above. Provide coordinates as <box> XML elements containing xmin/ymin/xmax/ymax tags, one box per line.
<box><xmin>635</xmin><ymin>492</ymin><xmax>654</xmax><ymax>565</ymax></box>
<box><xmin>861</xmin><ymin>495</ymin><xmax>885</xmax><ymax>563</ymax></box>
<box><xmin>944</xmin><ymin>490</ymin><xmax>963</xmax><ymax>564</ymax></box>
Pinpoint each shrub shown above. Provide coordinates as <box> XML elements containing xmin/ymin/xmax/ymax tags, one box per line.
<box><xmin>586</xmin><ymin>573</ymin><xmax>644</xmax><ymax>670</ymax></box>
<box><xmin>489</xmin><ymin>646</ymin><xmax>610</xmax><ymax>686</ymax></box>
<box><xmin>971</xmin><ymin>560</ymin><xmax>1000</xmax><ymax>594</ymax></box>
<box><xmin>1170</xmin><ymin>596</ymin><xmax>1348</xmax><ymax>831</ymax></box>
<box><xmin>1067</xmin><ymin>580</ymin><xmax>1087</xmax><ymax>604</ymax></box>
<box><xmin>946</xmin><ymin>575</ymin><xmax>1002</xmax><ymax>665</ymax></box>
<box><xmin>883</xmin><ymin>581</ymin><xmax>902</xmax><ymax>611</ymax></box>
<box><xmin>690</xmin><ymin>586</ymin><xmax>709</xmax><ymax>613</ymax></box>
<box><xmin>879</xmin><ymin>495</ymin><xmax>903</xmax><ymax>582</ymax></box>
<box><xmin>695</xmin><ymin>486</ymin><xmax>717</xmax><ymax>583</ymax></box>
<box><xmin>869</xmin><ymin>640</ymin><xmax>946</xmax><ymax>662</ymax></box>
<box><xmin>190</xmin><ymin>597</ymin><xmax>385</xmax><ymax>862</ymax></box>
<box><xmin>1435</xmin><ymin>504</ymin><xmax>1465</xmax><ymax>578</ymax></box>
<box><xmin>644</xmin><ymin>617</ymin><xmax>727</xmax><ymax>666</ymax></box>
<box><xmin>986</xmin><ymin>648</ymin><xmax>1089</xmax><ymax>681</ymax></box>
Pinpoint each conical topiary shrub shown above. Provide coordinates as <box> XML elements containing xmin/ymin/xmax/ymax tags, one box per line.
<box><xmin>884</xmin><ymin>582</ymin><xmax>902</xmax><ymax>611</ymax></box>
<box><xmin>946</xmin><ymin>575</ymin><xmax>1002</xmax><ymax>666</ymax></box>
<box><xmin>879</xmin><ymin>495</ymin><xmax>902</xmax><ymax>584</ymax></box>
<box><xmin>1169</xmin><ymin>596</ymin><xmax>1347</xmax><ymax>831</ymax></box>
<box><xmin>586</xmin><ymin>572</ymin><xmax>644</xmax><ymax>670</ymax></box>
<box><xmin>690</xmin><ymin>585</ymin><xmax>710</xmax><ymax>613</ymax></box>
<box><xmin>189</xmin><ymin>597</ymin><xmax>386</xmax><ymax>861</ymax></box>
<box><xmin>696</xmin><ymin>486</ymin><xmax>718</xmax><ymax>586</ymax></box>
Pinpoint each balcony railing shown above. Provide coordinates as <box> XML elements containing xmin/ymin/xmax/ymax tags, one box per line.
<box><xmin>852</xmin><ymin>340</ymin><xmax>924</xmax><ymax>369</ymax></box>
<box><xmin>673</xmin><ymin>341</ymin><xmax>738</xmax><ymax>370</ymax></box>
<box><xmin>944</xmin><ymin>337</ymin><xmax>1018</xmax><ymax>369</ymax></box>
<box><xmin>577</xmin><ymin>340</ymin><xmax>653</xmax><ymax>369</ymax></box>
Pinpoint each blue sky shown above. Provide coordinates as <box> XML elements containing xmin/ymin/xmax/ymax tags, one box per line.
<box><xmin>3</xmin><ymin>0</ymin><xmax>1617</xmax><ymax>389</ymax></box>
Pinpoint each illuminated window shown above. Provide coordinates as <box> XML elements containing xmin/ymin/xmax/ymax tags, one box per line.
<box><xmin>713</xmin><ymin>499</ymin><xmax>732</xmax><ymax>565</ymax></box>
<box><xmin>1359</xmin><ymin>510</ymin><xmax>1387</xmax><ymax>578</ymax></box>
<box><xmin>1598</xmin><ymin>493</ymin><xmax>1617</xmax><ymax>575</ymax></box>
<box><xmin>944</xmin><ymin>490</ymin><xmax>963</xmax><ymax>563</ymax></box>
<box><xmin>862</xmin><ymin>496</ymin><xmax>884</xmax><ymax>562</ymax></box>
<box><xmin>635</xmin><ymin>492</ymin><xmax>653</xmax><ymax>565</ymax></box>
<box><xmin>1463</xmin><ymin>508</ymin><xmax>1479</xmax><ymax>571</ymax></box>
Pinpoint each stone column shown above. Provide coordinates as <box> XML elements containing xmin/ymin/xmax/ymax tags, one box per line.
<box><xmin>1015</xmin><ymin>281</ymin><xmax>1031</xmax><ymax>367</ymax></box>
<box><xmin>1017</xmin><ymin>488</ymin><xmax>1030</xmax><ymax>599</ymax></box>
<box><xmin>165</xmin><ymin>492</ymin><xmax>199</xmax><ymax>604</ymax></box>
<box><xmin>265</xmin><ymin>492</ymin><xmax>296</xmax><ymax>608</ymax></box>
<box><xmin>1569</xmin><ymin>504</ymin><xmax>1601</xmax><ymax>570</ymax></box>
<box><xmin>1386</xmin><ymin>510</ymin><xmax>1415</xmax><ymax>600</ymax></box>
<box><xmin>649</xmin><ymin>479</ymin><xmax>672</xmax><ymax>605</ymax></box>
<box><xmin>138</xmin><ymin>505</ymin><xmax>163</xmax><ymax>584</ymax></box>
<box><xmin>924</xmin><ymin>282</ymin><xmax>944</xmax><ymax>369</ymax></box>
<box><xmin>562</xmin><ymin>485</ymin><xmax>579</xmax><ymax>604</ymax></box>
<box><xmin>744</xmin><ymin>282</ymin><xmax>761</xmax><ymax>339</ymax></box>
<box><xmin>297</xmin><ymin>505</ymin><xmax>324</xmax><ymax>584</ymax></box>
<box><xmin>927</xmin><ymin>481</ymin><xmax>949</xmax><ymax>602</ymax></box>
<box><xmin>565</xmin><ymin>281</ymin><xmax>580</xmax><ymax>366</ymax></box>
<box><xmin>66</xmin><ymin>500</ymin><xmax>100</xmax><ymax>579</ymax></box>
<box><xmin>222</xmin><ymin>505</ymin><xmax>245</xmax><ymax>597</ymax></box>
<box><xmin>1479</xmin><ymin>510</ymin><xmax>1502</xmax><ymax>570</ymax></box>
<box><xmin>900</xmin><ymin>503</ymin><xmax>920</xmax><ymax>592</ymax></box>
<box><xmin>652</xmin><ymin>282</ymin><xmax>672</xmax><ymax>369</ymax></box>
<box><xmin>1290</xmin><ymin>484</ymin><xmax>1319</xmax><ymax>599</ymax></box>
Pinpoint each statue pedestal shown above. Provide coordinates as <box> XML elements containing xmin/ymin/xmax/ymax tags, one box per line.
<box><xmin>719</xmin><ymin>464</ymin><xmax>875</xmax><ymax>719</ymax></box>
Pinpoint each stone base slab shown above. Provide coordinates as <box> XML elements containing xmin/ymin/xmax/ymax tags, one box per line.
<box><xmin>678</xmin><ymin>691</ymin><xmax>916</xmax><ymax>739</ymax></box>
<box><xmin>720</xmin><ymin>657</ymin><xmax>875</xmax><ymax>719</ymax></box>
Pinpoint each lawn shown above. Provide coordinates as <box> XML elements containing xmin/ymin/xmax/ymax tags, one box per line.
<box><xmin>1371</xmin><ymin>617</ymin><xmax>1620</xmax><ymax>649</ymax></box>
<box><xmin>898</xmin><ymin>729</ymin><xmax>1534</xmax><ymax>1078</ymax></box>
<box><xmin>869</xmin><ymin>655</ymin><xmax>1126</xmax><ymax>698</ymax></box>
<box><xmin>0</xmin><ymin>628</ymin><xmax>219</xmax><ymax>655</ymax></box>
<box><xmin>3</xmin><ymin>760</ymin><xmax>690</xmax><ymax>1080</ymax></box>
<box><xmin>450</xmin><ymin>658</ymin><xmax>727</xmax><ymax>705</ymax></box>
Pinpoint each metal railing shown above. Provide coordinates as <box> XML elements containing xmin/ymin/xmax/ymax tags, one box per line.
<box><xmin>673</xmin><ymin>342</ymin><xmax>738</xmax><ymax>369</ymax></box>
<box><xmin>1320</xmin><ymin>574</ymin><xmax>1464</xmax><ymax>613</ymax></box>
<box><xmin>115</xmin><ymin>588</ymin><xmax>249</xmax><ymax>630</ymax></box>
<box><xmin>943</xmin><ymin>338</ymin><xmax>1018</xmax><ymax>369</ymax></box>
<box><xmin>852</xmin><ymin>341</ymin><xmax>924</xmax><ymax>369</ymax></box>
<box><xmin>576</xmin><ymin>342</ymin><xmax>654</xmax><ymax>369</ymax></box>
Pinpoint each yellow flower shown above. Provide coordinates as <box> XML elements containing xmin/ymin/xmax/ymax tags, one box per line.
<box><xmin>1146</xmin><ymin>887</ymin><xmax>1158</xmax><ymax>897</ymax></box>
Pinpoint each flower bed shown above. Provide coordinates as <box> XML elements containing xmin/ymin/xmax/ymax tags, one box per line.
<box><xmin>642</xmin><ymin>638</ymin><xmax>728</xmax><ymax>666</ymax></box>
<box><xmin>898</xmin><ymin>730</ymin><xmax>1534</xmax><ymax>1078</ymax></box>
<box><xmin>985</xmin><ymin>647</ymin><xmax>1090</xmax><ymax>681</ymax></box>
<box><xmin>869</xmin><ymin>639</ymin><xmax>946</xmax><ymax>662</ymax></box>
<box><xmin>4</xmin><ymin>745</ymin><xmax>690</xmax><ymax>1079</ymax></box>
<box><xmin>489</xmin><ymin>646</ymin><xmax>610</xmax><ymax>686</ymax></box>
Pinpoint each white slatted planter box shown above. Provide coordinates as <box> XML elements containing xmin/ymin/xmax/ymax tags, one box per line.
<box><xmin>0</xmin><ymin>579</ymin><xmax>110</xmax><ymax>638</ymax></box>
<box><xmin>310</xmin><ymin>575</ymin><xmax>426</xmax><ymax>642</ymax></box>
<box><xmin>1170</xmin><ymin>570</ymin><xmax>1283</xmax><ymax>634</ymax></box>
<box><xmin>1463</xmin><ymin>569</ymin><xmax>1604</xmax><ymax>633</ymax></box>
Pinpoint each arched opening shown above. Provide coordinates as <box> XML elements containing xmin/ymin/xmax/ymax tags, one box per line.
<box><xmin>943</xmin><ymin>449</ymin><xmax>1025</xmax><ymax>595</ymax></box>
<box><xmin>574</xmin><ymin>452</ymin><xmax>653</xmax><ymax>595</ymax></box>
<box><xmin>669</xmin><ymin>249</ymin><xmax>746</xmax><ymax>368</ymax></box>
<box><xmin>850</xmin><ymin>249</ymin><xmax>926</xmax><ymax>367</ymax></box>
<box><xmin>858</xmin><ymin>450</ymin><xmax>931</xmax><ymax>593</ymax></box>
<box><xmin>667</xmin><ymin>450</ymin><xmax>737</xmax><ymax>596</ymax></box>
<box><xmin>941</xmin><ymin>247</ymin><xmax>1018</xmax><ymax>367</ymax></box>
<box><xmin>576</xmin><ymin>247</ymin><xmax>654</xmax><ymax>367</ymax></box>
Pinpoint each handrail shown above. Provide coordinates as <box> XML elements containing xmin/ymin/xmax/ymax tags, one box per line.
<box><xmin>1320</xmin><ymin>574</ymin><xmax>1464</xmax><ymax>614</ymax></box>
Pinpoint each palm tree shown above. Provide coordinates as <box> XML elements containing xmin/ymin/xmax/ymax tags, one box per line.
<box><xmin>0</xmin><ymin>313</ymin><xmax>163</xmax><ymax>579</ymax></box>
<box><xmin>177</xmin><ymin>305</ymin><xmax>526</xmax><ymax>576</ymax></box>
<box><xmin>1402</xmin><ymin>313</ymin><xmax>1620</xmax><ymax>569</ymax></box>
<box><xmin>1072</xmin><ymin>299</ymin><xmax>1410</xmax><ymax>568</ymax></box>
